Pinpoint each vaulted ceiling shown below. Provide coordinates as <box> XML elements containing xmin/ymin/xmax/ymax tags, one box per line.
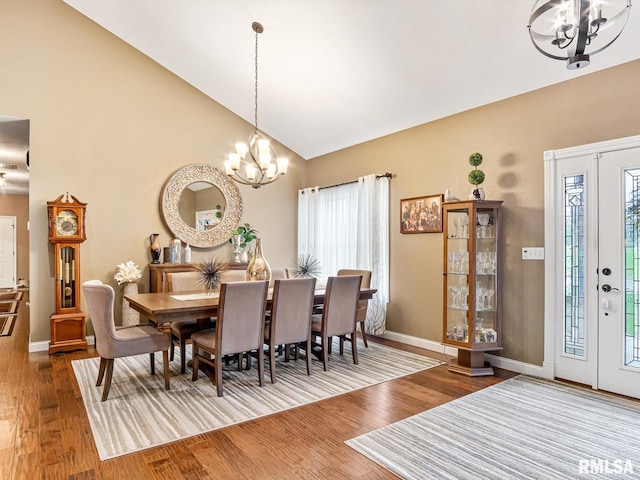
<box><xmin>62</xmin><ymin>0</ymin><xmax>640</xmax><ymax>160</ymax></box>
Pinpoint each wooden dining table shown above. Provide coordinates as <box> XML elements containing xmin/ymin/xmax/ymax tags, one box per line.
<box><xmin>125</xmin><ymin>286</ymin><xmax>377</xmax><ymax>332</ymax></box>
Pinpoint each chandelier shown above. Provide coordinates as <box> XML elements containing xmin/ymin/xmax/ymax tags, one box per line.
<box><xmin>528</xmin><ymin>0</ymin><xmax>632</xmax><ymax>70</ymax></box>
<box><xmin>224</xmin><ymin>22</ymin><xmax>288</xmax><ymax>189</ymax></box>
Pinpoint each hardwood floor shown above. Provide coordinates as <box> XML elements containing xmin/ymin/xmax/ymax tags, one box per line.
<box><xmin>0</xmin><ymin>302</ymin><xmax>517</xmax><ymax>479</ymax></box>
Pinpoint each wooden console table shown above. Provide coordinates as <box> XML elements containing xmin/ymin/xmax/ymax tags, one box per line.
<box><xmin>148</xmin><ymin>262</ymin><xmax>248</xmax><ymax>293</ymax></box>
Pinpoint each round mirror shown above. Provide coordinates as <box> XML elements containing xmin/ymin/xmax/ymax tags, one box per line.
<box><xmin>162</xmin><ymin>164</ymin><xmax>242</xmax><ymax>248</ymax></box>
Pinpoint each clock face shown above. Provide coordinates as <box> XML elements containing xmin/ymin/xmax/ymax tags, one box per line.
<box><xmin>56</xmin><ymin>210</ymin><xmax>79</xmax><ymax>236</ymax></box>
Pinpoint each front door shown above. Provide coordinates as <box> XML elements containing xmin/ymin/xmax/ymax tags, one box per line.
<box><xmin>546</xmin><ymin>136</ymin><xmax>640</xmax><ymax>399</ymax></box>
<box><xmin>597</xmin><ymin>149</ymin><xmax>640</xmax><ymax>398</ymax></box>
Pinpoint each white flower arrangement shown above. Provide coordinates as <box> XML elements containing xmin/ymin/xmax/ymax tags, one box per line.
<box><xmin>114</xmin><ymin>260</ymin><xmax>142</xmax><ymax>285</ymax></box>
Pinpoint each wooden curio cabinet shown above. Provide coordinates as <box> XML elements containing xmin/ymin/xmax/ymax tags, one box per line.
<box><xmin>443</xmin><ymin>200</ymin><xmax>503</xmax><ymax>376</ymax></box>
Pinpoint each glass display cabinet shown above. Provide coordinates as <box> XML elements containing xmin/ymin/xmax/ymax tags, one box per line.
<box><xmin>443</xmin><ymin>200</ymin><xmax>503</xmax><ymax>376</ymax></box>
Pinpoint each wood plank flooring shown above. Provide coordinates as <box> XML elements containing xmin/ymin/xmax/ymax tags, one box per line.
<box><xmin>0</xmin><ymin>302</ymin><xmax>517</xmax><ymax>479</ymax></box>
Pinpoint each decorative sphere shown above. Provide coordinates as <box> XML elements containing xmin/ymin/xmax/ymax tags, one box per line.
<box><xmin>468</xmin><ymin>169</ymin><xmax>485</xmax><ymax>185</ymax></box>
<box><xmin>469</xmin><ymin>152</ymin><xmax>483</xmax><ymax>167</ymax></box>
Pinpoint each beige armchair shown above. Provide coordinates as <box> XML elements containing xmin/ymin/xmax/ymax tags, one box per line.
<box><xmin>191</xmin><ymin>280</ymin><xmax>269</xmax><ymax>397</ymax></box>
<box><xmin>265</xmin><ymin>277</ymin><xmax>316</xmax><ymax>383</ymax></box>
<box><xmin>311</xmin><ymin>275</ymin><xmax>361</xmax><ymax>371</ymax></box>
<box><xmin>82</xmin><ymin>280</ymin><xmax>171</xmax><ymax>401</ymax></box>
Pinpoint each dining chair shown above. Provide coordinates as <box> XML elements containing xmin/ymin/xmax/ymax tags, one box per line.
<box><xmin>310</xmin><ymin>275</ymin><xmax>361</xmax><ymax>371</ymax></box>
<box><xmin>166</xmin><ymin>271</ymin><xmax>216</xmax><ymax>373</ymax></box>
<box><xmin>220</xmin><ymin>269</ymin><xmax>247</xmax><ymax>282</ymax></box>
<box><xmin>269</xmin><ymin>268</ymin><xmax>289</xmax><ymax>286</ymax></box>
<box><xmin>191</xmin><ymin>280</ymin><xmax>268</xmax><ymax>397</ymax></box>
<box><xmin>0</xmin><ymin>290</ymin><xmax>24</xmax><ymax>302</ymax></box>
<box><xmin>82</xmin><ymin>280</ymin><xmax>171</xmax><ymax>401</ymax></box>
<box><xmin>337</xmin><ymin>269</ymin><xmax>372</xmax><ymax>347</ymax></box>
<box><xmin>265</xmin><ymin>277</ymin><xmax>316</xmax><ymax>383</ymax></box>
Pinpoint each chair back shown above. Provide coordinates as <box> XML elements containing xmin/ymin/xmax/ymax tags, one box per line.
<box><xmin>216</xmin><ymin>280</ymin><xmax>268</xmax><ymax>356</ymax></box>
<box><xmin>322</xmin><ymin>275</ymin><xmax>361</xmax><ymax>337</ymax></box>
<box><xmin>221</xmin><ymin>269</ymin><xmax>247</xmax><ymax>283</ymax></box>
<box><xmin>337</xmin><ymin>269</ymin><xmax>371</xmax><ymax>321</ymax></box>
<box><xmin>270</xmin><ymin>277</ymin><xmax>316</xmax><ymax>345</ymax></box>
<box><xmin>0</xmin><ymin>291</ymin><xmax>23</xmax><ymax>302</ymax></box>
<box><xmin>82</xmin><ymin>280</ymin><xmax>119</xmax><ymax>358</ymax></box>
<box><xmin>166</xmin><ymin>271</ymin><xmax>202</xmax><ymax>292</ymax></box>
<box><xmin>269</xmin><ymin>268</ymin><xmax>289</xmax><ymax>287</ymax></box>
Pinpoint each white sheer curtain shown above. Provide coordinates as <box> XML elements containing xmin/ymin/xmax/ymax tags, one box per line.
<box><xmin>297</xmin><ymin>174</ymin><xmax>389</xmax><ymax>335</ymax></box>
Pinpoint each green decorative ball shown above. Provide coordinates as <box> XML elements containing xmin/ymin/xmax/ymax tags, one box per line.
<box><xmin>468</xmin><ymin>169</ymin><xmax>485</xmax><ymax>185</ymax></box>
<box><xmin>469</xmin><ymin>152</ymin><xmax>483</xmax><ymax>167</ymax></box>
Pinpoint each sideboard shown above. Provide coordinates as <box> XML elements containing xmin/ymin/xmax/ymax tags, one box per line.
<box><xmin>148</xmin><ymin>262</ymin><xmax>248</xmax><ymax>293</ymax></box>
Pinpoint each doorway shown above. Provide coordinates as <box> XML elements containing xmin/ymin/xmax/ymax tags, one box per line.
<box><xmin>545</xmin><ymin>135</ymin><xmax>640</xmax><ymax>399</ymax></box>
<box><xmin>0</xmin><ymin>216</ymin><xmax>16</xmax><ymax>288</ymax></box>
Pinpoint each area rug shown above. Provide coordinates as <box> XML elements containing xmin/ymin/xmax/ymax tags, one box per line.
<box><xmin>0</xmin><ymin>315</ymin><xmax>16</xmax><ymax>336</ymax></box>
<box><xmin>71</xmin><ymin>339</ymin><xmax>442</xmax><ymax>460</ymax></box>
<box><xmin>346</xmin><ymin>375</ymin><xmax>640</xmax><ymax>480</ymax></box>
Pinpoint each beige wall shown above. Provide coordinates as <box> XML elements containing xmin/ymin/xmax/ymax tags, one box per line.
<box><xmin>0</xmin><ymin>1</ymin><xmax>304</xmax><ymax>343</ymax></box>
<box><xmin>0</xmin><ymin>194</ymin><xmax>29</xmax><ymax>285</ymax></box>
<box><xmin>306</xmin><ymin>60</ymin><xmax>640</xmax><ymax>365</ymax></box>
<box><xmin>2</xmin><ymin>0</ymin><xmax>639</xmax><ymax>366</ymax></box>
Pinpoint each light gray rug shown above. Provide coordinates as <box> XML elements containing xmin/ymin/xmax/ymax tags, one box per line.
<box><xmin>347</xmin><ymin>375</ymin><xmax>640</xmax><ymax>479</ymax></box>
<box><xmin>72</xmin><ymin>339</ymin><xmax>441</xmax><ymax>460</ymax></box>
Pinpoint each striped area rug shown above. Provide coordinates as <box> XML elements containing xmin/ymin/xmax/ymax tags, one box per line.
<box><xmin>347</xmin><ymin>375</ymin><xmax>640</xmax><ymax>479</ymax></box>
<box><xmin>71</xmin><ymin>339</ymin><xmax>441</xmax><ymax>460</ymax></box>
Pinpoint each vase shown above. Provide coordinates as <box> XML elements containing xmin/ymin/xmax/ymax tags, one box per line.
<box><xmin>150</xmin><ymin>233</ymin><xmax>161</xmax><ymax>264</ymax></box>
<box><xmin>231</xmin><ymin>234</ymin><xmax>244</xmax><ymax>263</ymax></box>
<box><xmin>470</xmin><ymin>187</ymin><xmax>485</xmax><ymax>200</ymax></box>
<box><xmin>122</xmin><ymin>282</ymin><xmax>140</xmax><ymax>326</ymax></box>
<box><xmin>246</xmin><ymin>238</ymin><xmax>271</xmax><ymax>282</ymax></box>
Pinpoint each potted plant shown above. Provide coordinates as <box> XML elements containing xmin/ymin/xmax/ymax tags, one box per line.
<box><xmin>468</xmin><ymin>152</ymin><xmax>486</xmax><ymax>200</ymax></box>
<box><xmin>230</xmin><ymin>223</ymin><xmax>258</xmax><ymax>262</ymax></box>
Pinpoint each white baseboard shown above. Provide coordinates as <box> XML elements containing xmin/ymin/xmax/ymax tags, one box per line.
<box><xmin>381</xmin><ymin>330</ymin><xmax>547</xmax><ymax>377</ymax></box>
<box><xmin>29</xmin><ymin>336</ymin><xmax>95</xmax><ymax>353</ymax></box>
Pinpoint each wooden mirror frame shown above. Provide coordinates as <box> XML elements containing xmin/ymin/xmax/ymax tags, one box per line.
<box><xmin>162</xmin><ymin>164</ymin><xmax>242</xmax><ymax>248</ymax></box>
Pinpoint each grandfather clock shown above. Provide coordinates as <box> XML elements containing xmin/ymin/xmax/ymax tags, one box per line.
<box><xmin>47</xmin><ymin>193</ymin><xmax>88</xmax><ymax>353</ymax></box>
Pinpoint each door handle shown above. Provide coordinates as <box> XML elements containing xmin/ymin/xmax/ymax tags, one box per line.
<box><xmin>601</xmin><ymin>284</ymin><xmax>620</xmax><ymax>293</ymax></box>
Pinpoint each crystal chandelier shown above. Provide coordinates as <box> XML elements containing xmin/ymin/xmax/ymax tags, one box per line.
<box><xmin>528</xmin><ymin>0</ymin><xmax>632</xmax><ymax>70</ymax></box>
<box><xmin>225</xmin><ymin>22</ymin><xmax>288</xmax><ymax>189</ymax></box>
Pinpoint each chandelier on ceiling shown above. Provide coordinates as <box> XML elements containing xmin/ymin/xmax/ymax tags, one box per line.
<box><xmin>224</xmin><ymin>21</ymin><xmax>288</xmax><ymax>189</ymax></box>
<box><xmin>528</xmin><ymin>0</ymin><xmax>632</xmax><ymax>70</ymax></box>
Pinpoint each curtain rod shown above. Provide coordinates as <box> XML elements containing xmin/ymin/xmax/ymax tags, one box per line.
<box><xmin>313</xmin><ymin>172</ymin><xmax>392</xmax><ymax>192</ymax></box>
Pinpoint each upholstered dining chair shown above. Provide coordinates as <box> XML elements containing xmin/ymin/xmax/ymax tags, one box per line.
<box><xmin>220</xmin><ymin>269</ymin><xmax>247</xmax><ymax>282</ymax></box>
<box><xmin>310</xmin><ymin>275</ymin><xmax>361</xmax><ymax>371</ymax></box>
<box><xmin>82</xmin><ymin>280</ymin><xmax>171</xmax><ymax>401</ymax></box>
<box><xmin>337</xmin><ymin>269</ymin><xmax>372</xmax><ymax>347</ymax></box>
<box><xmin>269</xmin><ymin>268</ymin><xmax>288</xmax><ymax>286</ymax></box>
<box><xmin>191</xmin><ymin>280</ymin><xmax>268</xmax><ymax>397</ymax></box>
<box><xmin>166</xmin><ymin>271</ymin><xmax>215</xmax><ymax>374</ymax></box>
<box><xmin>264</xmin><ymin>277</ymin><xmax>316</xmax><ymax>383</ymax></box>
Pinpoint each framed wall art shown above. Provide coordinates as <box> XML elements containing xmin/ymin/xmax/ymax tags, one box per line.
<box><xmin>400</xmin><ymin>193</ymin><xmax>443</xmax><ymax>233</ymax></box>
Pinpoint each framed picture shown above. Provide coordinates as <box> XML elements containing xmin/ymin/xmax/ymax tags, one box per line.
<box><xmin>400</xmin><ymin>194</ymin><xmax>443</xmax><ymax>233</ymax></box>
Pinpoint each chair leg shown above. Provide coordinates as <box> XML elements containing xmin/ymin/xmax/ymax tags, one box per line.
<box><xmin>96</xmin><ymin>357</ymin><xmax>107</xmax><ymax>386</ymax></box>
<box><xmin>321</xmin><ymin>335</ymin><xmax>329</xmax><ymax>371</ymax></box>
<box><xmin>163</xmin><ymin>350</ymin><xmax>170</xmax><ymax>391</ymax></box>
<box><xmin>351</xmin><ymin>330</ymin><xmax>359</xmax><ymax>365</ymax></box>
<box><xmin>305</xmin><ymin>337</ymin><xmax>312</xmax><ymax>376</ymax></box>
<box><xmin>150</xmin><ymin>352</ymin><xmax>155</xmax><ymax>375</ymax></box>
<box><xmin>170</xmin><ymin>339</ymin><xmax>175</xmax><ymax>361</ymax></box>
<box><xmin>192</xmin><ymin>345</ymin><xmax>200</xmax><ymax>381</ymax></box>
<box><xmin>327</xmin><ymin>336</ymin><xmax>333</xmax><ymax>354</ymax></box>
<box><xmin>180</xmin><ymin>338</ymin><xmax>187</xmax><ymax>374</ymax></box>
<box><xmin>360</xmin><ymin>321</ymin><xmax>369</xmax><ymax>347</ymax></box>
<box><xmin>269</xmin><ymin>342</ymin><xmax>277</xmax><ymax>384</ymax></box>
<box><xmin>339</xmin><ymin>335</ymin><xmax>344</xmax><ymax>355</ymax></box>
<box><xmin>257</xmin><ymin>348</ymin><xmax>265</xmax><ymax>388</ymax></box>
<box><xmin>101</xmin><ymin>358</ymin><xmax>115</xmax><ymax>402</ymax></box>
<box><xmin>215</xmin><ymin>355</ymin><xmax>223</xmax><ymax>397</ymax></box>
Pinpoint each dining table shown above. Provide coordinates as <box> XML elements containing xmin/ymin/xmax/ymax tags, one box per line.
<box><xmin>125</xmin><ymin>285</ymin><xmax>377</xmax><ymax>333</ymax></box>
